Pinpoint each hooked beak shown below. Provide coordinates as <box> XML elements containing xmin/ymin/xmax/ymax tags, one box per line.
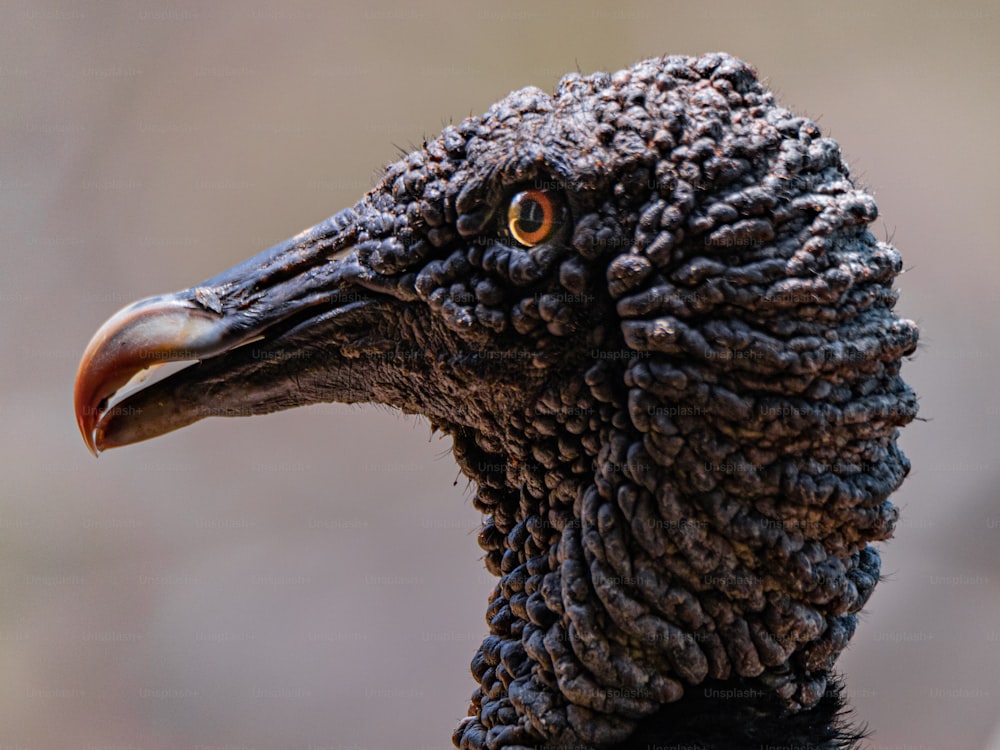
<box><xmin>74</xmin><ymin>295</ymin><xmax>252</xmax><ymax>455</ymax></box>
<box><xmin>74</xmin><ymin>211</ymin><xmax>373</xmax><ymax>455</ymax></box>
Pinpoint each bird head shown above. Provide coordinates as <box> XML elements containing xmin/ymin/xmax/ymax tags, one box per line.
<box><xmin>75</xmin><ymin>53</ymin><xmax>918</xmax><ymax>749</ymax></box>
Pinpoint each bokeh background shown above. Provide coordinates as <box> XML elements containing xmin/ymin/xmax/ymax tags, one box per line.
<box><xmin>2</xmin><ymin>0</ymin><xmax>997</xmax><ymax>747</ymax></box>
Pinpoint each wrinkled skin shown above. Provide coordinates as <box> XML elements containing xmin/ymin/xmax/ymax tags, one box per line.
<box><xmin>75</xmin><ymin>53</ymin><xmax>918</xmax><ymax>749</ymax></box>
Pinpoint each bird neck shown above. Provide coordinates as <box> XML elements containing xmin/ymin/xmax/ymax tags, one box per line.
<box><xmin>443</xmin><ymin>360</ymin><xmax>878</xmax><ymax>749</ymax></box>
<box><xmin>449</xmin><ymin>368</ymin><xmax>612</xmax><ymax>576</ymax></box>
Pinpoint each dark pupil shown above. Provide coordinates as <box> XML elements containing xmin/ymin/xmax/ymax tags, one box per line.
<box><xmin>517</xmin><ymin>198</ymin><xmax>545</xmax><ymax>234</ymax></box>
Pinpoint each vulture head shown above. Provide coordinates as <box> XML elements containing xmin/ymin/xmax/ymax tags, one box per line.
<box><xmin>75</xmin><ymin>53</ymin><xmax>918</xmax><ymax>749</ymax></box>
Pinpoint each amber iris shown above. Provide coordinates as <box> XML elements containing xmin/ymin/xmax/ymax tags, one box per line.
<box><xmin>507</xmin><ymin>189</ymin><xmax>562</xmax><ymax>247</ymax></box>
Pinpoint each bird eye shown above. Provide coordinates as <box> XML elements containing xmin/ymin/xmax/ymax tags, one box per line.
<box><xmin>506</xmin><ymin>189</ymin><xmax>563</xmax><ymax>248</ymax></box>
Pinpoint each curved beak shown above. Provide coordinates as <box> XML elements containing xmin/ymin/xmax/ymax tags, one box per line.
<box><xmin>74</xmin><ymin>211</ymin><xmax>370</xmax><ymax>455</ymax></box>
<box><xmin>74</xmin><ymin>295</ymin><xmax>249</xmax><ymax>455</ymax></box>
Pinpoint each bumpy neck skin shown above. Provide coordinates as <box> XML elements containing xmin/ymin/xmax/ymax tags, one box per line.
<box><xmin>438</xmin><ymin>57</ymin><xmax>917</xmax><ymax>748</ymax></box>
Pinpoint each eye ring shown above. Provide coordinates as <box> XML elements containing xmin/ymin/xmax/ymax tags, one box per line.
<box><xmin>507</xmin><ymin>189</ymin><xmax>563</xmax><ymax>248</ymax></box>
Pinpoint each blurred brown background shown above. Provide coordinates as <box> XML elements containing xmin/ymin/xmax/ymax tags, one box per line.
<box><xmin>2</xmin><ymin>0</ymin><xmax>997</xmax><ymax>747</ymax></box>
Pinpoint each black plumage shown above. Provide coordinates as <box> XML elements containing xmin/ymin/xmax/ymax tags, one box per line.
<box><xmin>75</xmin><ymin>52</ymin><xmax>918</xmax><ymax>749</ymax></box>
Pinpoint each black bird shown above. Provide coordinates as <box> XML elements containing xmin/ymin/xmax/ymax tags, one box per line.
<box><xmin>75</xmin><ymin>53</ymin><xmax>918</xmax><ymax>749</ymax></box>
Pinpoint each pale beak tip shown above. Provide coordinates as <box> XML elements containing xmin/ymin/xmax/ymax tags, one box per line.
<box><xmin>74</xmin><ymin>374</ymin><xmax>101</xmax><ymax>457</ymax></box>
<box><xmin>72</xmin><ymin>295</ymin><xmax>225</xmax><ymax>456</ymax></box>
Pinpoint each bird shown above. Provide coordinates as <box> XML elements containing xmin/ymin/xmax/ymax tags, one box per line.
<box><xmin>74</xmin><ymin>52</ymin><xmax>919</xmax><ymax>750</ymax></box>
